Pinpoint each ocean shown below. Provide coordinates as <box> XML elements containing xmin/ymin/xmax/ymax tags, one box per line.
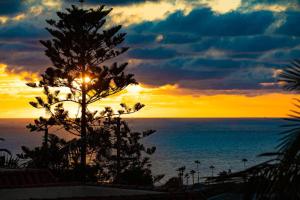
<box><xmin>0</xmin><ymin>118</ymin><xmax>283</xmax><ymax>182</ymax></box>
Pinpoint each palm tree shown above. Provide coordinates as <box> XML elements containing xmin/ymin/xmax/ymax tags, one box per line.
<box><xmin>190</xmin><ymin>170</ymin><xmax>196</xmax><ymax>185</ymax></box>
<box><xmin>176</xmin><ymin>166</ymin><xmax>186</xmax><ymax>185</ymax></box>
<box><xmin>277</xmin><ymin>60</ymin><xmax>300</xmax><ymax>162</ymax></box>
<box><xmin>195</xmin><ymin>160</ymin><xmax>200</xmax><ymax>183</ymax></box>
<box><xmin>242</xmin><ymin>158</ymin><xmax>248</xmax><ymax>168</ymax></box>
<box><xmin>247</xmin><ymin>59</ymin><xmax>300</xmax><ymax>199</ymax></box>
<box><xmin>209</xmin><ymin>165</ymin><xmax>215</xmax><ymax>177</ymax></box>
<box><xmin>184</xmin><ymin>173</ymin><xmax>189</xmax><ymax>185</ymax></box>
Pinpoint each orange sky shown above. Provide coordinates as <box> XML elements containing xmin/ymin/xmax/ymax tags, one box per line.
<box><xmin>0</xmin><ymin>64</ymin><xmax>297</xmax><ymax>118</ymax></box>
<box><xmin>0</xmin><ymin>1</ymin><xmax>299</xmax><ymax>118</ymax></box>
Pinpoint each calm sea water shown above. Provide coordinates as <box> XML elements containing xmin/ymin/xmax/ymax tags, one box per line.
<box><xmin>0</xmin><ymin>118</ymin><xmax>283</xmax><ymax>182</ymax></box>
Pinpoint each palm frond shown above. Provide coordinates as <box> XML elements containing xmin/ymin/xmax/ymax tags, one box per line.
<box><xmin>278</xmin><ymin>60</ymin><xmax>300</xmax><ymax>91</ymax></box>
<box><xmin>0</xmin><ymin>148</ymin><xmax>11</xmax><ymax>155</ymax></box>
<box><xmin>278</xmin><ymin>100</ymin><xmax>300</xmax><ymax>162</ymax></box>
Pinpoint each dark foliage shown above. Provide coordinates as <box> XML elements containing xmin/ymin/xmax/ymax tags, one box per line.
<box><xmin>117</xmin><ymin>167</ymin><xmax>154</xmax><ymax>186</ymax></box>
<box><xmin>163</xmin><ymin>177</ymin><xmax>182</xmax><ymax>190</ymax></box>
<box><xmin>18</xmin><ymin>134</ymin><xmax>69</xmax><ymax>169</ymax></box>
<box><xmin>205</xmin><ymin>60</ymin><xmax>300</xmax><ymax>199</ymax></box>
<box><xmin>26</xmin><ymin>4</ymin><xmax>137</xmax><ymax>174</ymax></box>
<box><xmin>22</xmin><ymin>3</ymin><xmax>159</xmax><ymax>185</ymax></box>
<box><xmin>0</xmin><ymin>138</ymin><xmax>19</xmax><ymax>168</ymax></box>
<box><xmin>24</xmin><ymin>2</ymin><xmax>145</xmax><ymax>181</ymax></box>
<box><xmin>209</xmin><ymin>60</ymin><xmax>300</xmax><ymax>199</ymax></box>
<box><xmin>0</xmin><ymin>137</ymin><xmax>11</xmax><ymax>156</ymax></box>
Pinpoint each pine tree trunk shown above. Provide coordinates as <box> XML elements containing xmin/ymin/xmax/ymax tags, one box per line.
<box><xmin>81</xmin><ymin>73</ymin><xmax>87</xmax><ymax>180</ymax></box>
<box><xmin>116</xmin><ymin>117</ymin><xmax>121</xmax><ymax>183</ymax></box>
<box><xmin>44</xmin><ymin>126</ymin><xmax>49</xmax><ymax>168</ymax></box>
<box><xmin>44</xmin><ymin>126</ymin><xmax>48</xmax><ymax>149</ymax></box>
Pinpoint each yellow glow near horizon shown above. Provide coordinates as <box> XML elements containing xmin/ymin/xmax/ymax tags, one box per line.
<box><xmin>0</xmin><ymin>64</ymin><xmax>41</xmax><ymax>118</ymax></box>
<box><xmin>0</xmin><ymin>64</ymin><xmax>298</xmax><ymax>118</ymax></box>
<box><xmin>126</xmin><ymin>85</ymin><xmax>143</xmax><ymax>94</ymax></box>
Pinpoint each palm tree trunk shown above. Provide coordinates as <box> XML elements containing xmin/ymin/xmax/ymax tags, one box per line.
<box><xmin>180</xmin><ymin>173</ymin><xmax>183</xmax><ymax>186</ymax></box>
<box><xmin>196</xmin><ymin>163</ymin><xmax>200</xmax><ymax>184</ymax></box>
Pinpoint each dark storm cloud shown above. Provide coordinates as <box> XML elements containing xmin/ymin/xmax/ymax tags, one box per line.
<box><xmin>0</xmin><ymin>22</ymin><xmax>49</xmax><ymax>71</ymax></box>
<box><xmin>128</xmin><ymin>47</ymin><xmax>178</xmax><ymax>59</ymax></box>
<box><xmin>192</xmin><ymin>36</ymin><xmax>300</xmax><ymax>53</ymax></box>
<box><xmin>1</xmin><ymin>2</ymin><xmax>299</xmax><ymax>92</ymax></box>
<box><xmin>178</xmin><ymin>73</ymin><xmax>276</xmax><ymax>90</ymax></box>
<box><xmin>275</xmin><ymin>49</ymin><xmax>300</xmax><ymax>60</ymax></box>
<box><xmin>122</xmin><ymin>6</ymin><xmax>300</xmax><ymax>91</ymax></box>
<box><xmin>228</xmin><ymin>53</ymin><xmax>262</xmax><ymax>59</ymax></box>
<box><xmin>262</xmin><ymin>49</ymin><xmax>300</xmax><ymax>62</ymax></box>
<box><xmin>0</xmin><ymin>0</ymin><xmax>26</xmax><ymax>16</ymax></box>
<box><xmin>85</xmin><ymin>0</ymin><xmax>159</xmax><ymax>5</ymax></box>
<box><xmin>126</xmin><ymin>34</ymin><xmax>157</xmax><ymax>45</ymax></box>
<box><xmin>160</xmin><ymin>34</ymin><xmax>201</xmax><ymax>44</ymax></box>
<box><xmin>0</xmin><ymin>24</ymin><xmax>47</xmax><ymax>40</ymax></box>
<box><xmin>125</xmin><ymin>33</ymin><xmax>201</xmax><ymax>45</ymax></box>
<box><xmin>276</xmin><ymin>12</ymin><xmax>300</xmax><ymax>36</ymax></box>
<box><xmin>0</xmin><ymin>41</ymin><xmax>43</xmax><ymax>52</ymax></box>
<box><xmin>132</xmin><ymin>57</ymin><xmax>280</xmax><ymax>89</ymax></box>
<box><xmin>0</xmin><ymin>40</ymin><xmax>50</xmax><ymax>72</ymax></box>
<box><xmin>242</xmin><ymin>0</ymin><xmax>300</xmax><ymax>7</ymax></box>
<box><xmin>0</xmin><ymin>49</ymin><xmax>50</xmax><ymax>72</ymax></box>
<box><xmin>132</xmin><ymin>8</ymin><xmax>274</xmax><ymax>36</ymax></box>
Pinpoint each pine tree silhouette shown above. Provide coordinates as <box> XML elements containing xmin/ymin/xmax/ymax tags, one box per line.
<box><xmin>27</xmin><ymin>4</ymin><xmax>136</xmax><ymax>180</ymax></box>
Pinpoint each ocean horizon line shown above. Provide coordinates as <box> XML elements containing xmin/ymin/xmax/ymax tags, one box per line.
<box><xmin>0</xmin><ymin>117</ymin><xmax>285</xmax><ymax>119</ymax></box>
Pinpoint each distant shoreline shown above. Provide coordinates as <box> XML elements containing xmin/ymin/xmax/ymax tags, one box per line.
<box><xmin>0</xmin><ymin>117</ymin><xmax>285</xmax><ymax>119</ymax></box>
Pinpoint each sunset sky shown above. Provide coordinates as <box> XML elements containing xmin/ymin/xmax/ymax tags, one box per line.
<box><xmin>0</xmin><ymin>0</ymin><xmax>300</xmax><ymax>118</ymax></box>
